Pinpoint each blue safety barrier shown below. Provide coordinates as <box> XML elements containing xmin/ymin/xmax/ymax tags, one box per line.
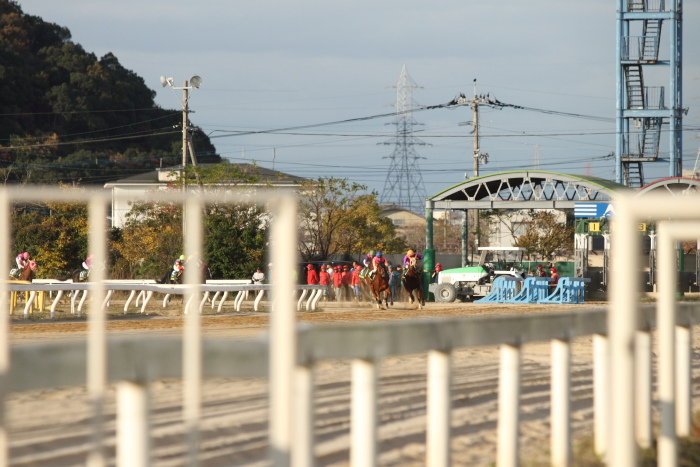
<box><xmin>475</xmin><ymin>276</ymin><xmax>522</xmax><ymax>303</ymax></box>
<box><xmin>538</xmin><ymin>277</ymin><xmax>592</xmax><ymax>304</ymax></box>
<box><xmin>503</xmin><ymin>276</ymin><xmax>553</xmax><ymax>303</ymax></box>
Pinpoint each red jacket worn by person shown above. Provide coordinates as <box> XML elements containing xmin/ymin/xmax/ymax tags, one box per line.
<box><xmin>333</xmin><ymin>267</ymin><xmax>343</xmax><ymax>288</ymax></box>
<box><xmin>319</xmin><ymin>266</ymin><xmax>330</xmax><ymax>286</ymax></box>
<box><xmin>306</xmin><ymin>264</ymin><xmax>319</xmax><ymax>285</ymax></box>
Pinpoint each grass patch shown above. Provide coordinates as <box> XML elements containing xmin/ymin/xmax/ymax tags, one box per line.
<box><xmin>570</xmin><ymin>432</ymin><xmax>700</xmax><ymax>466</ymax></box>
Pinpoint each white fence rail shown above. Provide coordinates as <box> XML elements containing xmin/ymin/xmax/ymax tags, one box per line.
<box><xmin>0</xmin><ymin>187</ymin><xmax>699</xmax><ymax>467</ymax></box>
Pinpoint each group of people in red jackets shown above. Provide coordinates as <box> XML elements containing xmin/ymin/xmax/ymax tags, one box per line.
<box><xmin>306</xmin><ymin>262</ymin><xmax>364</xmax><ymax>301</ymax></box>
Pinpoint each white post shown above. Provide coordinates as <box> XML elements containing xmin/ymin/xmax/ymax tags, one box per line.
<box><xmin>497</xmin><ymin>344</ymin><xmax>520</xmax><ymax>467</ymax></box>
<box><xmin>183</xmin><ymin>196</ymin><xmax>203</xmax><ymax>467</ymax></box>
<box><xmin>427</xmin><ymin>349</ymin><xmax>451</xmax><ymax>467</ymax></box>
<box><xmin>676</xmin><ymin>325</ymin><xmax>692</xmax><ymax>437</ymax></box>
<box><xmin>269</xmin><ymin>194</ymin><xmax>298</xmax><ymax>467</ymax></box>
<box><xmin>635</xmin><ymin>330</ymin><xmax>652</xmax><ymax>448</ymax></box>
<box><xmin>293</xmin><ymin>364</ymin><xmax>314</xmax><ymax>467</ymax></box>
<box><xmin>657</xmin><ymin>222</ymin><xmax>678</xmax><ymax>467</ymax></box>
<box><xmin>87</xmin><ymin>197</ymin><xmax>108</xmax><ymax>467</ymax></box>
<box><xmin>608</xmin><ymin>196</ymin><xmax>640</xmax><ymax>467</ymax></box>
<box><xmin>551</xmin><ymin>338</ymin><xmax>571</xmax><ymax>467</ymax></box>
<box><xmin>0</xmin><ymin>188</ymin><xmax>10</xmax><ymax>467</ymax></box>
<box><xmin>117</xmin><ymin>381</ymin><xmax>149</xmax><ymax>467</ymax></box>
<box><xmin>351</xmin><ymin>358</ymin><xmax>377</xmax><ymax>467</ymax></box>
<box><xmin>593</xmin><ymin>334</ymin><xmax>608</xmax><ymax>458</ymax></box>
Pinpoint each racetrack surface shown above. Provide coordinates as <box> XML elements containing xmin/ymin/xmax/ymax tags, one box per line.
<box><xmin>5</xmin><ymin>299</ymin><xmax>695</xmax><ymax>466</ymax></box>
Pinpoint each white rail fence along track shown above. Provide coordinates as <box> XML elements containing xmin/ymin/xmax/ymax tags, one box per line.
<box><xmin>1</xmin><ymin>187</ymin><xmax>699</xmax><ymax>467</ymax></box>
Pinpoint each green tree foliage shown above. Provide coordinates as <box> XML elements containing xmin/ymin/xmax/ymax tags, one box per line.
<box><xmin>10</xmin><ymin>185</ymin><xmax>88</xmax><ymax>278</ymax></box>
<box><xmin>0</xmin><ymin>1</ymin><xmax>220</xmax><ymax>185</ymax></box>
<box><xmin>112</xmin><ymin>163</ymin><xmax>270</xmax><ymax>279</ymax></box>
<box><xmin>514</xmin><ymin>210</ymin><xmax>574</xmax><ymax>259</ymax></box>
<box><xmin>297</xmin><ymin>177</ymin><xmax>403</xmax><ymax>260</ymax></box>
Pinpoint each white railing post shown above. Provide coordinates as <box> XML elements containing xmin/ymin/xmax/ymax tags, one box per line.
<box><xmin>593</xmin><ymin>333</ymin><xmax>608</xmax><ymax>458</ymax></box>
<box><xmin>657</xmin><ymin>222</ymin><xmax>679</xmax><ymax>467</ymax></box>
<box><xmin>609</xmin><ymin>195</ymin><xmax>640</xmax><ymax>467</ymax></box>
<box><xmin>0</xmin><ymin>188</ymin><xmax>10</xmax><ymax>467</ymax></box>
<box><xmin>427</xmin><ymin>349</ymin><xmax>451</xmax><ymax>467</ymax></box>
<box><xmin>117</xmin><ymin>381</ymin><xmax>150</xmax><ymax>467</ymax></box>
<box><xmin>497</xmin><ymin>343</ymin><xmax>520</xmax><ymax>467</ymax></box>
<box><xmin>87</xmin><ymin>196</ymin><xmax>109</xmax><ymax>467</ymax></box>
<box><xmin>351</xmin><ymin>358</ymin><xmax>378</xmax><ymax>467</ymax></box>
<box><xmin>551</xmin><ymin>338</ymin><xmax>571</xmax><ymax>467</ymax></box>
<box><xmin>676</xmin><ymin>324</ymin><xmax>692</xmax><ymax>437</ymax></box>
<box><xmin>292</xmin><ymin>363</ymin><xmax>314</xmax><ymax>467</ymax></box>
<box><xmin>635</xmin><ymin>330</ymin><xmax>652</xmax><ymax>448</ymax></box>
<box><xmin>269</xmin><ymin>194</ymin><xmax>298</xmax><ymax>467</ymax></box>
<box><xmin>183</xmin><ymin>196</ymin><xmax>203</xmax><ymax>467</ymax></box>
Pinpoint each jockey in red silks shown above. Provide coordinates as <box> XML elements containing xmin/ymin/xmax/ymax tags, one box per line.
<box><xmin>370</xmin><ymin>251</ymin><xmax>387</xmax><ymax>278</ymax></box>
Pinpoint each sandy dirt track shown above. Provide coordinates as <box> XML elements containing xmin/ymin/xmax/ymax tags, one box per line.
<box><xmin>5</xmin><ymin>299</ymin><xmax>694</xmax><ymax>466</ymax></box>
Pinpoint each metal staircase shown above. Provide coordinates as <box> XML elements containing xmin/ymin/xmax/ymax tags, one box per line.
<box><xmin>618</xmin><ymin>2</ymin><xmax>673</xmax><ymax>188</ymax></box>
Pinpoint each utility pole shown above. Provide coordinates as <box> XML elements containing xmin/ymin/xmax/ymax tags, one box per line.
<box><xmin>160</xmin><ymin>74</ymin><xmax>202</xmax><ymax>244</ymax></box>
<box><xmin>457</xmin><ymin>79</ymin><xmax>495</xmax><ymax>264</ymax></box>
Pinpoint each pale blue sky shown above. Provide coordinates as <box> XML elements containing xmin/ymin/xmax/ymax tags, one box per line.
<box><xmin>18</xmin><ymin>0</ymin><xmax>700</xmax><ymax>200</ymax></box>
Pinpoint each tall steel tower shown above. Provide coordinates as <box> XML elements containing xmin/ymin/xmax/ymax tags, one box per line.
<box><xmin>380</xmin><ymin>65</ymin><xmax>429</xmax><ymax>214</ymax></box>
<box><xmin>616</xmin><ymin>0</ymin><xmax>683</xmax><ymax>187</ymax></box>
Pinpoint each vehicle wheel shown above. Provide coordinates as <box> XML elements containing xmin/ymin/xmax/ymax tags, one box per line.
<box><xmin>434</xmin><ymin>283</ymin><xmax>457</xmax><ymax>303</ymax></box>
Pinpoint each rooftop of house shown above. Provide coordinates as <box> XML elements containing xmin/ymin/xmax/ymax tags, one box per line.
<box><xmin>104</xmin><ymin>163</ymin><xmax>307</xmax><ymax>187</ymax></box>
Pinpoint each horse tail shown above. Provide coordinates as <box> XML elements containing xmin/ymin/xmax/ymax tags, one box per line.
<box><xmin>156</xmin><ymin>268</ymin><xmax>170</xmax><ymax>284</ymax></box>
<box><xmin>56</xmin><ymin>272</ymin><xmax>72</xmax><ymax>281</ymax></box>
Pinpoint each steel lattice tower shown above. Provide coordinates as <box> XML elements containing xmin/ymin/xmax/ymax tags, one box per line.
<box><xmin>380</xmin><ymin>65</ymin><xmax>429</xmax><ymax>214</ymax></box>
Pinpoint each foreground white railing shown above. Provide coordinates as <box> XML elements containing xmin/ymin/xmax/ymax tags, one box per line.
<box><xmin>1</xmin><ymin>188</ymin><xmax>699</xmax><ymax>467</ymax></box>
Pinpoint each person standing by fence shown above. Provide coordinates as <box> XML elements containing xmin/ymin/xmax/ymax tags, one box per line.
<box><xmin>306</xmin><ymin>264</ymin><xmax>319</xmax><ymax>285</ymax></box>
<box><xmin>388</xmin><ymin>265</ymin><xmax>400</xmax><ymax>299</ymax></box>
<box><xmin>319</xmin><ymin>265</ymin><xmax>331</xmax><ymax>300</ymax></box>
<box><xmin>252</xmin><ymin>267</ymin><xmax>265</xmax><ymax>295</ymax></box>
<box><xmin>549</xmin><ymin>267</ymin><xmax>560</xmax><ymax>289</ymax></box>
<box><xmin>333</xmin><ymin>266</ymin><xmax>343</xmax><ymax>301</ymax></box>
<box><xmin>341</xmin><ymin>265</ymin><xmax>352</xmax><ymax>300</ymax></box>
<box><xmin>351</xmin><ymin>264</ymin><xmax>362</xmax><ymax>302</ymax></box>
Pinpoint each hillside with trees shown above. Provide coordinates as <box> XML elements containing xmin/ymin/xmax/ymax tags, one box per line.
<box><xmin>0</xmin><ymin>0</ymin><xmax>220</xmax><ymax>185</ymax></box>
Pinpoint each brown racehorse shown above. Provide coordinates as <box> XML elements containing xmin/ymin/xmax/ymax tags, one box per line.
<box><xmin>9</xmin><ymin>260</ymin><xmax>38</xmax><ymax>282</ymax></box>
<box><xmin>403</xmin><ymin>256</ymin><xmax>425</xmax><ymax>309</ymax></box>
<box><xmin>364</xmin><ymin>261</ymin><xmax>393</xmax><ymax>309</ymax></box>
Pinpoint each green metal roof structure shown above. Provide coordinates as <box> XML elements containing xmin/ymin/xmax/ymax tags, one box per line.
<box><xmin>426</xmin><ymin>171</ymin><xmax>632</xmax><ymax>210</ymax></box>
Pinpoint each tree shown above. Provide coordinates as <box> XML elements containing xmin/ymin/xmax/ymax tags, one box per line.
<box><xmin>0</xmin><ymin>1</ymin><xmax>221</xmax><ymax>185</ymax></box>
<box><xmin>11</xmin><ymin>184</ymin><xmax>88</xmax><ymax>278</ymax></box>
<box><xmin>112</xmin><ymin>162</ymin><xmax>270</xmax><ymax>279</ymax></box>
<box><xmin>514</xmin><ymin>210</ymin><xmax>574</xmax><ymax>259</ymax></box>
<box><xmin>297</xmin><ymin>177</ymin><xmax>402</xmax><ymax>260</ymax></box>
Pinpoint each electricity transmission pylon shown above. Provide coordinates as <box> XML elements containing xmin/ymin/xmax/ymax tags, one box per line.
<box><xmin>380</xmin><ymin>65</ymin><xmax>430</xmax><ymax>214</ymax></box>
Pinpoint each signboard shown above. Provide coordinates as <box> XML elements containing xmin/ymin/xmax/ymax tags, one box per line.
<box><xmin>574</xmin><ymin>202</ymin><xmax>615</xmax><ymax>218</ymax></box>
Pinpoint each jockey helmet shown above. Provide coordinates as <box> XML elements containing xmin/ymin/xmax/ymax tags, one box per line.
<box><xmin>321</xmin><ymin>265</ymin><xmax>326</xmax><ymax>269</ymax></box>
<box><xmin>436</xmin><ymin>263</ymin><xmax>442</xmax><ymax>267</ymax></box>
<box><xmin>307</xmin><ymin>264</ymin><xmax>313</xmax><ymax>269</ymax></box>
<box><xmin>376</xmin><ymin>251</ymin><xmax>383</xmax><ymax>257</ymax></box>
<box><xmin>407</xmin><ymin>248</ymin><xmax>415</xmax><ymax>255</ymax></box>
<box><xmin>369</xmin><ymin>249</ymin><xmax>375</xmax><ymax>256</ymax></box>
<box><xmin>22</xmin><ymin>252</ymin><xmax>30</xmax><ymax>259</ymax></box>
<box><xmin>179</xmin><ymin>255</ymin><xmax>185</xmax><ymax>261</ymax></box>
<box><xmin>550</xmin><ymin>267</ymin><xmax>557</xmax><ymax>273</ymax></box>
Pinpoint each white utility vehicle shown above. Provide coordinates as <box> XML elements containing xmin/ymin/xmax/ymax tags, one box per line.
<box><xmin>429</xmin><ymin>247</ymin><xmax>525</xmax><ymax>302</ymax></box>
